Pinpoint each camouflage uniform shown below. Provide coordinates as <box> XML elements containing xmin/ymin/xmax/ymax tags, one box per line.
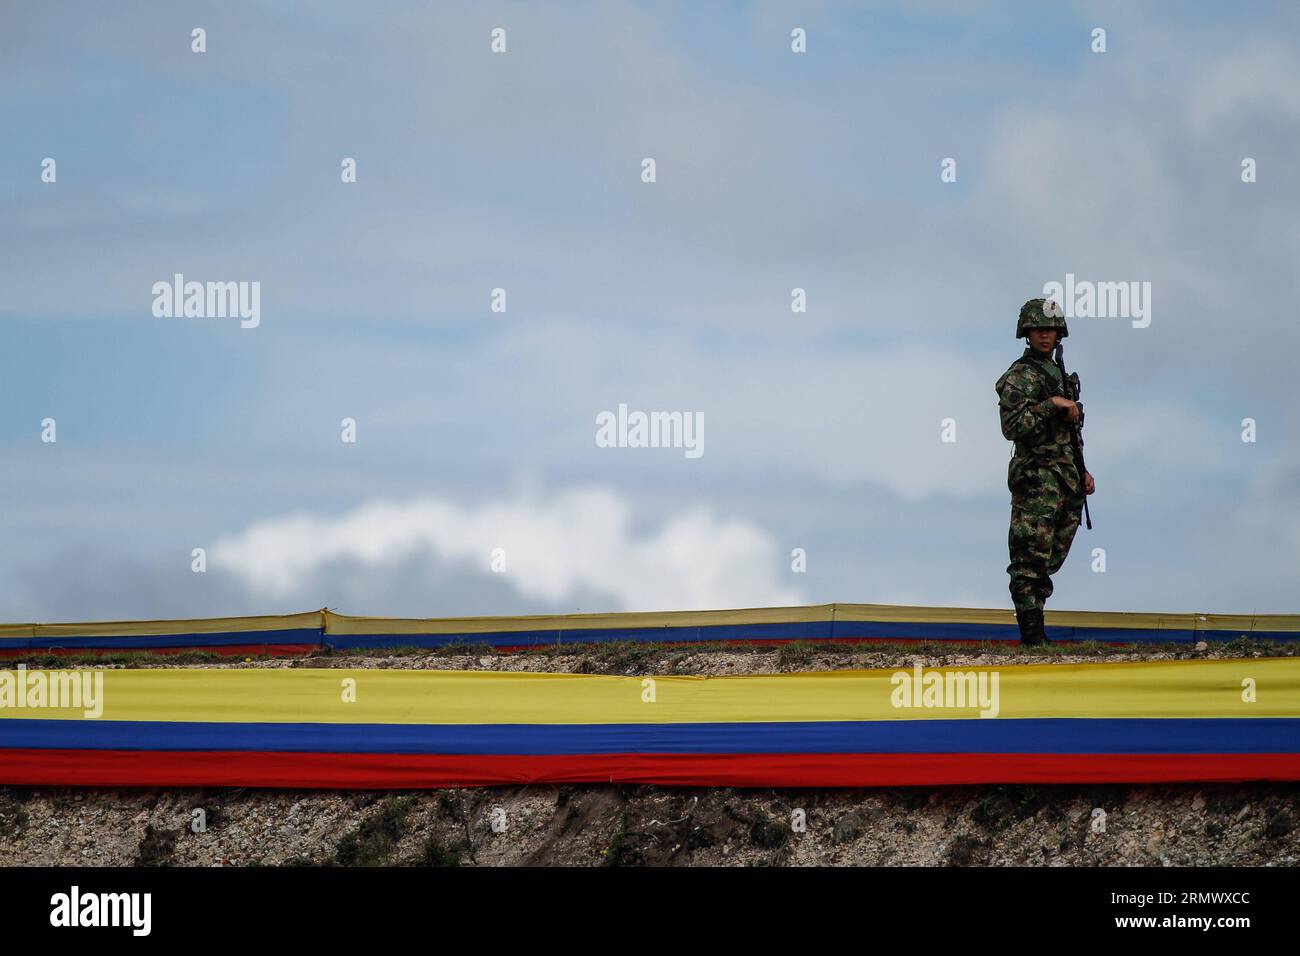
<box><xmin>995</xmin><ymin>300</ymin><xmax>1085</xmax><ymax>627</ymax></box>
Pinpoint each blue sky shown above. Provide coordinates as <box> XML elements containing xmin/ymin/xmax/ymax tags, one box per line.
<box><xmin>2</xmin><ymin>1</ymin><xmax>1299</xmax><ymax>621</ymax></box>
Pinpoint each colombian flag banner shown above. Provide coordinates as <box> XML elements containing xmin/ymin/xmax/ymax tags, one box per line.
<box><xmin>3</xmin><ymin>605</ymin><xmax>1298</xmax><ymax>656</ymax></box>
<box><xmin>1</xmin><ymin>658</ymin><xmax>1297</xmax><ymax>788</ymax></box>
<box><xmin>0</xmin><ymin>611</ymin><xmax>324</xmax><ymax>657</ymax></box>
<box><xmin>323</xmin><ymin>605</ymin><xmax>1300</xmax><ymax>649</ymax></box>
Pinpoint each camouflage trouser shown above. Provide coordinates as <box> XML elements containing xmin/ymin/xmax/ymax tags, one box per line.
<box><xmin>1007</xmin><ymin>464</ymin><xmax>1084</xmax><ymax>612</ymax></box>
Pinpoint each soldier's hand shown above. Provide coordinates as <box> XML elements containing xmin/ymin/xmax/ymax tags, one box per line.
<box><xmin>1051</xmin><ymin>396</ymin><xmax>1080</xmax><ymax>422</ymax></box>
<box><xmin>1084</xmin><ymin>471</ymin><xmax>1096</xmax><ymax>495</ymax></box>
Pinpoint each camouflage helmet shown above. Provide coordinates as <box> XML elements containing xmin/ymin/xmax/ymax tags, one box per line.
<box><xmin>1016</xmin><ymin>297</ymin><xmax>1068</xmax><ymax>339</ymax></box>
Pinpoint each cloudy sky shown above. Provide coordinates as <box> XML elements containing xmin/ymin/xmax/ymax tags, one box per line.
<box><xmin>2</xmin><ymin>0</ymin><xmax>1298</xmax><ymax>622</ymax></box>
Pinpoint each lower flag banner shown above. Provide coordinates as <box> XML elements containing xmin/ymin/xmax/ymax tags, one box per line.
<box><xmin>0</xmin><ymin>657</ymin><xmax>1297</xmax><ymax>788</ymax></box>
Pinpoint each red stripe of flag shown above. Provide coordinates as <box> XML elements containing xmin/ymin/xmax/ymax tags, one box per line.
<box><xmin>2</xmin><ymin>750</ymin><xmax>1298</xmax><ymax>788</ymax></box>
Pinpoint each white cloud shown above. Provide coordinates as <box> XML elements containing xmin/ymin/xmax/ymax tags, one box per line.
<box><xmin>211</xmin><ymin>486</ymin><xmax>804</xmax><ymax>612</ymax></box>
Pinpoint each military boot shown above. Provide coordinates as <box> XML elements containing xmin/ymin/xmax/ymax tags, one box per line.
<box><xmin>1016</xmin><ymin>608</ymin><xmax>1046</xmax><ymax>646</ymax></box>
<box><xmin>1029</xmin><ymin>608</ymin><xmax>1050</xmax><ymax>647</ymax></box>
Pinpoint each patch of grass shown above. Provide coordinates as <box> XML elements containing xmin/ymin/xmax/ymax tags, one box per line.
<box><xmin>584</xmin><ymin>641</ymin><xmax>662</xmax><ymax>675</ymax></box>
<box><xmin>749</xmin><ymin>816</ymin><xmax>788</xmax><ymax>849</ymax></box>
<box><xmin>722</xmin><ymin>802</ymin><xmax>755</xmax><ymax>826</ymax></box>
<box><xmin>776</xmin><ymin>641</ymin><xmax>814</xmax><ymax>670</ymax></box>
<box><xmin>886</xmin><ymin>788</ymin><xmax>930</xmax><ymax>812</ymax></box>
<box><xmin>972</xmin><ymin>792</ymin><xmax>1016</xmax><ymax>833</ymax></box>
<box><xmin>945</xmin><ymin>833</ymin><xmax>987</xmax><ymax>866</ymax></box>
<box><xmin>686</xmin><ymin>826</ymin><xmax>716</xmax><ymax>850</ymax></box>
<box><xmin>972</xmin><ymin>785</ymin><xmax>1046</xmax><ymax>832</ymax></box>
<box><xmin>663</xmin><ymin>653</ymin><xmax>691</xmax><ymax>674</ymax></box>
<box><xmin>317</xmin><ymin>643</ymin><xmax>495</xmax><ymax>659</ymax></box>
<box><xmin>603</xmin><ymin>809</ymin><xmax>643</xmax><ymax>867</ymax></box>
<box><xmin>134</xmin><ymin>824</ymin><xmax>179</xmax><ymax>867</ymax></box>
<box><xmin>415</xmin><ymin>835</ymin><xmax>461</xmax><ymax>867</ymax></box>
<box><xmin>1218</xmin><ymin>636</ymin><xmax>1286</xmax><ymax>658</ymax></box>
<box><xmin>335</xmin><ymin>796</ymin><xmax>417</xmax><ymax>866</ymax></box>
<box><xmin>431</xmin><ymin>642</ymin><xmax>495</xmax><ymax>657</ymax></box>
<box><xmin>0</xmin><ymin>796</ymin><xmax>29</xmax><ymax>838</ymax></box>
<box><xmin>436</xmin><ymin>792</ymin><xmax>462</xmax><ymax>819</ymax></box>
<box><xmin>10</xmin><ymin>650</ymin><xmax>231</xmax><ymax>668</ymax></box>
<box><xmin>1263</xmin><ymin>811</ymin><xmax>1294</xmax><ymax>840</ymax></box>
<box><xmin>1006</xmin><ymin>785</ymin><xmax>1048</xmax><ymax>819</ymax></box>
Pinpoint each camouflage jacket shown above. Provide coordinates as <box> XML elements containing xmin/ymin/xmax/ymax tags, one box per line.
<box><xmin>995</xmin><ymin>348</ymin><xmax>1082</xmax><ymax>494</ymax></box>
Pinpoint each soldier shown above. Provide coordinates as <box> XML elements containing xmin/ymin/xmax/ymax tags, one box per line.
<box><xmin>995</xmin><ymin>298</ymin><xmax>1096</xmax><ymax>646</ymax></box>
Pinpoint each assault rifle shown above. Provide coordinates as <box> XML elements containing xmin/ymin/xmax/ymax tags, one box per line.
<box><xmin>1053</xmin><ymin>342</ymin><xmax>1092</xmax><ymax>530</ymax></box>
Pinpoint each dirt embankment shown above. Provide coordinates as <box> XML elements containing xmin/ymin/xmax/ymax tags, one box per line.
<box><xmin>2</xmin><ymin>640</ymin><xmax>1297</xmax><ymax>867</ymax></box>
<box><xmin>3</xmin><ymin>781</ymin><xmax>1297</xmax><ymax>867</ymax></box>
